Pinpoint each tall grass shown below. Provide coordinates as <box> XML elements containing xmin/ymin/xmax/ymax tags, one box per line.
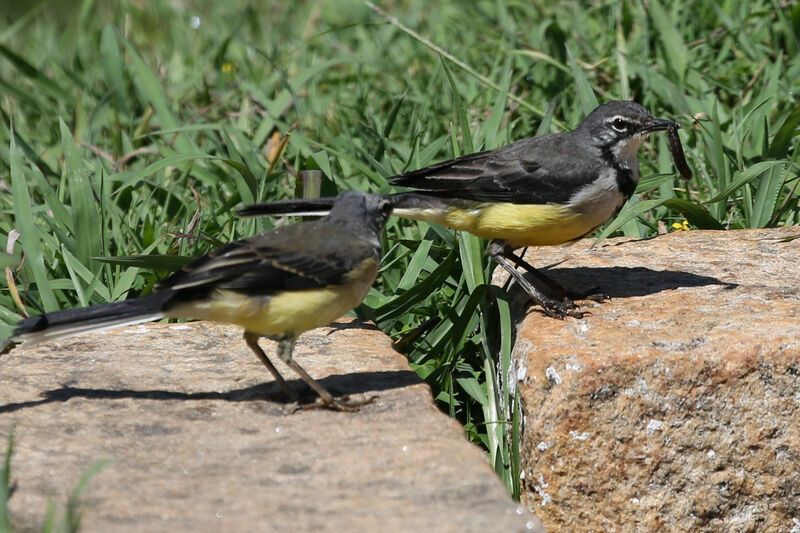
<box><xmin>1</xmin><ymin>0</ymin><xmax>797</xmax><ymax>499</ymax></box>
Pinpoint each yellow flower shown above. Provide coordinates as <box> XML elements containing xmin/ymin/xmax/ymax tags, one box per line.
<box><xmin>671</xmin><ymin>220</ymin><xmax>690</xmax><ymax>231</ymax></box>
<box><xmin>222</xmin><ymin>62</ymin><xmax>236</xmax><ymax>74</ymax></box>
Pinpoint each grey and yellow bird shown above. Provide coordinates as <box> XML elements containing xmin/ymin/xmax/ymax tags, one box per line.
<box><xmin>1</xmin><ymin>191</ymin><xmax>393</xmax><ymax>411</ymax></box>
<box><xmin>238</xmin><ymin>101</ymin><xmax>692</xmax><ymax>318</ymax></box>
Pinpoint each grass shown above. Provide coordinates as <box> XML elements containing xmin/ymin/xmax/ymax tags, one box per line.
<box><xmin>0</xmin><ymin>0</ymin><xmax>798</xmax><ymax>504</ymax></box>
<box><xmin>0</xmin><ymin>429</ymin><xmax>110</xmax><ymax>533</ymax></box>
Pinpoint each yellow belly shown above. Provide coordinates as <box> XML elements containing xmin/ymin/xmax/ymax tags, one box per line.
<box><xmin>396</xmin><ymin>202</ymin><xmax>602</xmax><ymax>247</ymax></box>
<box><xmin>166</xmin><ymin>259</ymin><xmax>378</xmax><ymax>338</ymax></box>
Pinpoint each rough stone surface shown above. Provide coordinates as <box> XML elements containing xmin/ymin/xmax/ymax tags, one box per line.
<box><xmin>501</xmin><ymin>227</ymin><xmax>800</xmax><ymax>533</ymax></box>
<box><xmin>0</xmin><ymin>318</ymin><xmax>542</xmax><ymax>532</ymax></box>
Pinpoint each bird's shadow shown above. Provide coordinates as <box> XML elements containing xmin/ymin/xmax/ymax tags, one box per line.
<box><xmin>510</xmin><ymin>265</ymin><xmax>736</xmax><ymax>301</ymax></box>
<box><xmin>0</xmin><ymin>370</ymin><xmax>422</xmax><ymax>414</ymax></box>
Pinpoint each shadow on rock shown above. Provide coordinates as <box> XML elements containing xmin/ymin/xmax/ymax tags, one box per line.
<box><xmin>0</xmin><ymin>369</ymin><xmax>422</xmax><ymax>413</ymax></box>
<box><xmin>508</xmin><ymin>266</ymin><xmax>737</xmax><ymax>301</ymax></box>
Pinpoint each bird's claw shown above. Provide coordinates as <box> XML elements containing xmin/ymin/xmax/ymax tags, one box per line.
<box><xmin>284</xmin><ymin>394</ymin><xmax>378</xmax><ymax>414</ymax></box>
<box><xmin>537</xmin><ymin>295</ymin><xmax>589</xmax><ymax>320</ymax></box>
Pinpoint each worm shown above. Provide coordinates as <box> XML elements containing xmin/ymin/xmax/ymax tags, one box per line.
<box><xmin>667</xmin><ymin>125</ymin><xmax>693</xmax><ymax>180</ymax></box>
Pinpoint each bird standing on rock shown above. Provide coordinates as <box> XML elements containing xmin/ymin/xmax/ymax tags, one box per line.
<box><xmin>239</xmin><ymin>101</ymin><xmax>692</xmax><ymax>318</ymax></box>
<box><xmin>2</xmin><ymin>191</ymin><xmax>394</xmax><ymax>412</ymax></box>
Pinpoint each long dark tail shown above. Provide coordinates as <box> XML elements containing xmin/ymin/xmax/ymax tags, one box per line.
<box><xmin>1</xmin><ymin>291</ymin><xmax>175</xmax><ymax>354</ymax></box>
<box><xmin>237</xmin><ymin>192</ymin><xmax>450</xmax><ymax>218</ymax></box>
<box><xmin>237</xmin><ymin>196</ymin><xmax>339</xmax><ymax>217</ymax></box>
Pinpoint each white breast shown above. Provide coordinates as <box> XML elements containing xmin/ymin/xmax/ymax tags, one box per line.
<box><xmin>566</xmin><ymin>168</ymin><xmax>629</xmax><ymax>228</ymax></box>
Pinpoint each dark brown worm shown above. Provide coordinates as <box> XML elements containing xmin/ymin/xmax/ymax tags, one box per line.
<box><xmin>667</xmin><ymin>125</ymin><xmax>692</xmax><ymax>180</ymax></box>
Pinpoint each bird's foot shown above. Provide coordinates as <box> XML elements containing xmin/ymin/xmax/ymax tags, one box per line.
<box><xmin>560</xmin><ymin>287</ymin><xmax>611</xmax><ymax>304</ymax></box>
<box><xmin>537</xmin><ymin>295</ymin><xmax>588</xmax><ymax>319</ymax></box>
<box><xmin>284</xmin><ymin>394</ymin><xmax>378</xmax><ymax>414</ymax></box>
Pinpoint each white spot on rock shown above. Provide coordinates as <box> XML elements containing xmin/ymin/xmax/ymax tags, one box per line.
<box><xmin>565</xmin><ymin>361</ymin><xmax>583</xmax><ymax>372</ymax></box>
<box><xmin>536</xmin><ymin>441</ymin><xmax>550</xmax><ymax>451</ymax></box>
<box><xmin>533</xmin><ymin>473</ymin><xmax>552</xmax><ymax>507</ymax></box>
<box><xmin>569</xmin><ymin>430</ymin><xmax>590</xmax><ymax>441</ymax></box>
<box><xmin>646</xmin><ymin>419</ymin><xmax>664</xmax><ymax>434</ymax></box>
<box><xmin>545</xmin><ymin>366</ymin><xmax>562</xmax><ymax>385</ymax></box>
<box><xmin>516</xmin><ymin>359</ymin><xmax>528</xmax><ymax>381</ymax></box>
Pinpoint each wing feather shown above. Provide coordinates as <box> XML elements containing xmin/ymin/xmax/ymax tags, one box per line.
<box><xmin>390</xmin><ymin>134</ymin><xmax>600</xmax><ymax>205</ymax></box>
<box><xmin>157</xmin><ymin>222</ymin><xmax>374</xmax><ymax>295</ymax></box>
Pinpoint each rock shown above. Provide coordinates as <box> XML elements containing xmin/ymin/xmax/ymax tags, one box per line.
<box><xmin>0</xmin><ymin>318</ymin><xmax>543</xmax><ymax>533</ymax></box>
<box><xmin>502</xmin><ymin>227</ymin><xmax>800</xmax><ymax>532</ymax></box>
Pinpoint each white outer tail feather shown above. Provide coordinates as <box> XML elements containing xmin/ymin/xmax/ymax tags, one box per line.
<box><xmin>12</xmin><ymin>313</ymin><xmax>166</xmax><ymax>348</ymax></box>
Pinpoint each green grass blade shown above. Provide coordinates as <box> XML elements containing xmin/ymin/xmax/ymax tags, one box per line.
<box><xmin>60</xmin><ymin>118</ymin><xmax>101</xmax><ymax>270</ymax></box>
<box><xmin>594</xmin><ymin>198</ymin><xmax>668</xmax><ymax>242</ymax></box>
<box><xmin>648</xmin><ymin>0</ymin><xmax>688</xmax><ymax>83</ymax></box>
<box><xmin>457</xmin><ymin>232</ymin><xmax>485</xmax><ymax>294</ymax></box>
<box><xmin>100</xmin><ymin>25</ymin><xmax>130</xmax><ymax>116</ymax></box>
<box><xmin>441</xmin><ymin>57</ymin><xmax>473</xmax><ymax>154</ymax></box>
<box><xmin>535</xmin><ymin>98</ymin><xmax>557</xmax><ymax>136</ymax></box>
<box><xmin>10</xmin><ymin>127</ymin><xmax>58</xmax><ymax>312</ymax></box>
<box><xmin>565</xmin><ymin>43</ymin><xmax>598</xmax><ymax>114</ymax></box>
<box><xmin>767</xmin><ymin>106</ymin><xmax>800</xmax><ymax>159</ymax></box>
<box><xmin>61</xmin><ymin>247</ymin><xmax>111</xmax><ymax>303</ymax></box>
<box><xmin>0</xmin><ymin>429</ymin><xmax>13</xmax><ymax>533</ymax></box>
<box><xmin>750</xmin><ymin>164</ymin><xmax>786</xmax><ymax>228</ymax></box>
<box><xmin>662</xmin><ymin>199</ymin><xmax>725</xmax><ymax>230</ymax></box>
<box><xmin>616</xmin><ymin>4</ymin><xmax>631</xmax><ymax>100</ymax></box>
<box><xmin>375</xmin><ymin>248</ymin><xmax>457</xmax><ymax>324</ymax></box>
<box><xmin>122</xmin><ymin>39</ymin><xmax>195</xmax><ymax>154</ymax></box>
<box><xmin>397</xmin><ymin>239</ymin><xmax>434</xmax><ymax>291</ymax></box>
<box><xmin>65</xmin><ymin>459</ymin><xmax>113</xmax><ymax>533</ymax></box>
<box><xmin>705</xmin><ymin>161</ymin><xmax>786</xmax><ymax>204</ymax></box>
<box><xmin>0</xmin><ymin>43</ymin><xmax>70</xmax><ymax>101</ymax></box>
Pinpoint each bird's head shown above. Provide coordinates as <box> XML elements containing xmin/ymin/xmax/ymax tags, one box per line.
<box><xmin>580</xmin><ymin>101</ymin><xmax>679</xmax><ymax>169</ymax></box>
<box><xmin>328</xmin><ymin>191</ymin><xmax>394</xmax><ymax>242</ymax></box>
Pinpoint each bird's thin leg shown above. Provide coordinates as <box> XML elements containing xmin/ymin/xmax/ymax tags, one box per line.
<box><xmin>276</xmin><ymin>338</ymin><xmax>375</xmax><ymax>413</ymax></box>
<box><xmin>243</xmin><ymin>332</ymin><xmax>298</xmax><ymax>401</ymax></box>
<box><xmin>503</xmin><ymin>247</ymin><xmax>571</xmax><ymax>293</ymax></box>
<box><xmin>497</xmin><ymin>243</ymin><xmax>609</xmax><ymax>303</ymax></box>
<box><xmin>487</xmin><ymin>241</ymin><xmax>585</xmax><ymax>319</ymax></box>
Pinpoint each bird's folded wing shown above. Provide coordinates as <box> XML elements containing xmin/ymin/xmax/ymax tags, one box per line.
<box><xmin>158</xmin><ymin>229</ymin><xmax>362</xmax><ymax>294</ymax></box>
<box><xmin>390</xmin><ymin>145</ymin><xmax>595</xmax><ymax>205</ymax></box>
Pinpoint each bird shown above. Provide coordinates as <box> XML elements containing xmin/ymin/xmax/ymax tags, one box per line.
<box><xmin>1</xmin><ymin>191</ymin><xmax>394</xmax><ymax>412</ymax></box>
<box><xmin>238</xmin><ymin>101</ymin><xmax>691</xmax><ymax>318</ymax></box>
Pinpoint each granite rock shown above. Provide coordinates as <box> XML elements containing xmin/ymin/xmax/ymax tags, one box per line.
<box><xmin>0</xmin><ymin>319</ymin><xmax>542</xmax><ymax>532</ymax></box>
<box><xmin>502</xmin><ymin>227</ymin><xmax>800</xmax><ymax>533</ymax></box>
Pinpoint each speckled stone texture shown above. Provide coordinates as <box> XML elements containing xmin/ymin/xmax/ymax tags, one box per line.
<box><xmin>0</xmin><ymin>319</ymin><xmax>542</xmax><ymax>532</ymax></box>
<box><xmin>502</xmin><ymin>227</ymin><xmax>800</xmax><ymax>533</ymax></box>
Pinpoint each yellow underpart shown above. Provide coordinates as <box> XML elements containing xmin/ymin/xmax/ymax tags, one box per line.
<box><xmin>397</xmin><ymin>203</ymin><xmax>598</xmax><ymax>247</ymax></box>
<box><xmin>166</xmin><ymin>257</ymin><xmax>378</xmax><ymax>338</ymax></box>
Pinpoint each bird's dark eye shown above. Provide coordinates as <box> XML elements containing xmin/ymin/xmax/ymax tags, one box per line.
<box><xmin>611</xmin><ymin>118</ymin><xmax>628</xmax><ymax>132</ymax></box>
<box><xmin>380</xmin><ymin>200</ymin><xmax>392</xmax><ymax>216</ymax></box>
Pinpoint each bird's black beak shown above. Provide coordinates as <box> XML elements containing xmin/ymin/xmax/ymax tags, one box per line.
<box><xmin>639</xmin><ymin>117</ymin><xmax>680</xmax><ymax>134</ymax></box>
